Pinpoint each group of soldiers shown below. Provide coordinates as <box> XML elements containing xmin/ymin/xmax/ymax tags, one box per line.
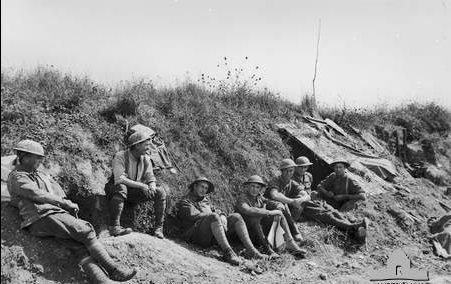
<box><xmin>7</xmin><ymin>131</ymin><xmax>369</xmax><ymax>284</ymax></box>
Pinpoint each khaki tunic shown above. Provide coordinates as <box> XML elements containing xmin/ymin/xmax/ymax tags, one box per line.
<box><xmin>318</xmin><ymin>172</ymin><xmax>364</xmax><ymax>196</ymax></box>
<box><xmin>112</xmin><ymin>150</ymin><xmax>156</xmax><ymax>185</ymax></box>
<box><xmin>8</xmin><ymin>165</ymin><xmax>67</xmax><ymax>229</ymax></box>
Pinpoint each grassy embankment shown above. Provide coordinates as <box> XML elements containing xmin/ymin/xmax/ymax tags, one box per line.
<box><xmin>1</xmin><ymin>67</ymin><xmax>449</xmax><ymax>234</ymax></box>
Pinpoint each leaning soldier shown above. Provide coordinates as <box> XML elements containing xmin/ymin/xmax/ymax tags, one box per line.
<box><xmin>316</xmin><ymin>159</ymin><xmax>366</xmax><ymax>211</ymax></box>
<box><xmin>264</xmin><ymin>158</ymin><xmax>310</xmax><ymax>242</ymax></box>
<box><xmin>292</xmin><ymin>157</ymin><xmax>368</xmax><ymax>241</ymax></box>
<box><xmin>7</xmin><ymin>140</ymin><xmax>136</xmax><ymax>284</ymax></box>
<box><xmin>106</xmin><ymin>131</ymin><xmax>168</xmax><ymax>238</ymax></box>
<box><xmin>176</xmin><ymin>176</ymin><xmax>267</xmax><ymax>265</ymax></box>
<box><xmin>235</xmin><ymin>175</ymin><xmax>307</xmax><ymax>257</ymax></box>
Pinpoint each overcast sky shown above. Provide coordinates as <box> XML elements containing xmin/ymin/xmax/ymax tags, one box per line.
<box><xmin>1</xmin><ymin>0</ymin><xmax>450</xmax><ymax>108</ymax></box>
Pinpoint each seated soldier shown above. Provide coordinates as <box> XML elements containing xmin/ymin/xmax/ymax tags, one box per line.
<box><xmin>176</xmin><ymin>176</ymin><xmax>266</xmax><ymax>265</ymax></box>
<box><xmin>235</xmin><ymin>175</ymin><xmax>307</xmax><ymax>257</ymax></box>
<box><xmin>292</xmin><ymin>156</ymin><xmax>314</xmax><ymax>195</ymax></box>
<box><xmin>292</xmin><ymin>157</ymin><xmax>368</xmax><ymax>241</ymax></box>
<box><xmin>7</xmin><ymin>140</ymin><xmax>136</xmax><ymax>284</ymax></box>
<box><xmin>316</xmin><ymin>159</ymin><xmax>366</xmax><ymax>211</ymax></box>
<box><xmin>264</xmin><ymin>159</ymin><xmax>310</xmax><ymax>242</ymax></box>
<box><xmin>106</xmin><ymin>131</ymin><xmax>168</xmax><ymax>238</ymax></box>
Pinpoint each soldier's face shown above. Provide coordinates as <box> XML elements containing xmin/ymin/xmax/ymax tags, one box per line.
<box><xmin>295</xmin><ymin>166</ymin><xmax>308</xmax><ymax>175</ymax></box>
<box><xmin>22</xmin><ymin>153</ymin><xmax>44</xmax><ymax>171</ymax></box>
<box><xmin>333</xmin><ymin>163</ymin><xmax>346</xmax><ymax>176</ymax></box>
<box><xmin>135</xmin><ymin>139</ymin><xmax>152</xmax><ymax>156</ymax></box>
<box><xmin>193</xmin><ymin>181</ymin><xmax>209</xmax><ymax>198</ymax></box>
<box><xmin>281</xmin><ymin>167</ymin><xmax>295</xmax><ymax>180</ymax></box>
<box><xmin>246</xmin><ymin>183</ymin><xmax>263</xmax><ymax>197</ymax></box>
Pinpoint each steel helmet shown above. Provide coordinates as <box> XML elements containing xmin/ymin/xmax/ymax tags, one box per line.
<box><xmin>295</xmin><ymin>156</ymin><xmax>313</xmax><ymax>167</ymax></box>
<box><xmin>279</xmin><ymin>158</ymin><xmax>297</xmax><ymax>170</ymax></box>
<box><xmin>13</xmin><ymin>140</ymin><xmax>45</xmax><ymax>157</ymax></box>
<box><xmin>330</xmin><ymin>158</ymin><xmax>350</xmax><ymax>168</ymax></box>
<box><xmin>243</xmin><ymin>175</ymin><xmax>267</xmax><ymax>187</ymax></box>
<box><xmin>127</xmin><ymin>131</ymin><xmax>152</xmax><ymax>148</ymax></box>
<box><xmin>189</xmin><ymin>176</ymin><xmax>215</xmax><ymax>193</ymax></box>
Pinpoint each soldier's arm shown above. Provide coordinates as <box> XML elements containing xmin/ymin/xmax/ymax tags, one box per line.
<box><xmin>10</xmin><ymin>172</ymin><xmax>73</xmax><ymax>209</ymax></box>
<box><xmin>236</xmin><ymin>200</ymin><xmax>270</xmax><ymax>217</ymax></box>
<box><xmin>177</xmin><ymin>199</ymin><xmax>212</xmax><ymax>222</ymax></box>
<box><xmin>317</xmin><ymin>175</ymin><xmax>334</xmax><ymax>197</ymax></box>
<box><xmin>295</xmin><ymin>190</ymin><xmax>311</xmax><ymax>204</ymax></box>
<box><xmin>112</xmin><ymin>154</ymin><xmax>148</xmax><ymax>190</ymax></box>
<box><xmin>346</xmin><ymin>179</ymin><xmax>366</xmax><ymax>200</ymax></box>
<box><xmin>290</xmin><ymin>181</ymin><xmax>306</xmax><ymax>198</ymax></box>
<box><xmin>269</xmin><ymin>188</ymin><xmax>299</xmax><ymax>206</ymax></box>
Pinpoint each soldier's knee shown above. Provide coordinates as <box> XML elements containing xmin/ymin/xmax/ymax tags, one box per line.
<box><xmin>205</xmin><ymin>213</ymin><xmax>221</xmax><ymax>223</ymax></box>
<box><xmin>79</xmin><ymin>223</ymin><xmax>97</xmax><ymax>245</ymax></box>
<box><xmin>228</xmin><ymin>213</ymin><xmax>243</xmax><ymax>224</ymax></box>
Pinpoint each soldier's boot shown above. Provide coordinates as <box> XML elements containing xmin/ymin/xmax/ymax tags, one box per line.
<box><xmin>153</xmin><ymin>188</ymin><xmax>167</xmax><ymax>239</ymax></box>
<box><xmin>285</xmin><ymin>239</ymin><xmax>307</xmax><ymax>257</ymax></box>
<box><xmin>262</xmin><ymin>243</ymin><xmax>280</xmax><ymax>259</ymax></box>
<box><xmin>79</xmin><ymin>256</ymin><xmax>112</xmax><ymax>284</ymax></box>
<box><xmin>223</xmin><ymin>248</ymin><xmax>242</xmax><ymax>266</ymax></box>
<box><xmin>291</xmin><ymin>225</ymin><xmax>304</xmax><ymax>242</ymax></box>
<box><xmin>87</xmin><ymin>240</ymin><xmax>137</xmax><ymax>282</ymax></box>
<box><xmin>354</xmin><ymin>217</ymin><xmax>370</xmax><ymax>241</ymax></box>
<box><xmin>231</xmin><ymin>215</ymin><xmax>266</xmax><ymax>259</ymax></box>
<box><xmin>209</xmin><ymin>219</ymin><xmax>242</xmax><ymax>265</ymax></box>
<box><xmin>293</xmin><ymin>232</ymin><xmax>304</xmax><ymax>242</ymax></box>
<box><xmin>109</xmin><ymin>195</ymin><xmax>132</xmax><ymax>237</ymax></box>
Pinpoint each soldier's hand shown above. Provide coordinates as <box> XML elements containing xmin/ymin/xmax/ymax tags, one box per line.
<box><xmin>149</xmin><ymin>182</ymin><xmax>157</xmax><ymax>191</ymax></box>
<box><xmin>269</xmin><ymin>210</ymin><xmax>283</xmax><ymax>217</ymax></box>
<box><xmin>325</xmin><ymin>191</ymin><xmax>334</xmax><ymax>198</ymax></box>
<box><xmin>63</xmin><ymin>200</ymin><xmax>79</xmax><ymax>213</ymax></box>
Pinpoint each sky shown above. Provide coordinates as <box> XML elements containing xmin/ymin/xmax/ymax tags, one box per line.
<box><xmin>1</xmin><ymin>0</ymin><xmax>450</xmax><ymax>108</ymax></box>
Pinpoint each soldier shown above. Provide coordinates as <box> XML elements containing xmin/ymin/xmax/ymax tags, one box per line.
<box><xmin>292</xmin><ymin>156</ymin><xmax>314</xmax><ymax>195</ymax></box>
<box><xmin>7</xmin><ymin>140</ymin><xmax>136</xmax><ymax>284</ymax></box>
<box><xmin>264</xmin><ymin>159</ymin><xmax>310</xmax><ymax>241</ymax></box>
<box><xmin>235</xmin><ymin>175</ymin><xmax>307</xmax><ymax>257</ymax></box>
<box><xmin>106</xmin><ymin>131</ymin><xmax>168</xmax><ymax>238</ymax></box>
<box><xmin>317</xmin><ymin>159</ymin><xmax>366</xmax><ymax>211</ymax></box>
<box><xmin>292</xmin><ymin>157</ymin><xmax>368</xmax><ymax>241</ymax></box>
<box><xmin>176</xmin><ymin>176</ymin><xmax>266</xmax><ymax>265</ymax></box>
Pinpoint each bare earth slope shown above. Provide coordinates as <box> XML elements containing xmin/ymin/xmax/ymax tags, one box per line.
<box><xmin>2</xmin><ymin>177</ymin><xmax>450</xmax><ymax>284</ymax></box>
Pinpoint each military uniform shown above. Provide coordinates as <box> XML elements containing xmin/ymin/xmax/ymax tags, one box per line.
<box><xmin>108</xmin><ymin>150</ymin><xmax>161</xmax><ymax>200</ymax></box>
<box><xmin>8</xmin><ymin>164</ymin><xmax>96</xmax><ymax>245</ymax></box>
<box><xmin>292</xmin><ymin>171</ymin><xmax>313</xmax><ymax>195</ymax></box>
<box><xmin>264</xmin><ymin>176</ymin><xmax>304</xmax><ymax>237</ymax></box>
<box><xmin>235</xmin><ymin>192</ymin><xmax>274</xmax><ymax>248</ymax></box>
<box><xmin>293</xmin><ymin>171</ymin><xmax>366</xmax><ymax>234</ymax></box>
<box><xmin>8</xmin><ymin>139</ymin><xmax>137</xmax><ymax>283</ymax></box>
<box><xmin>106</xmin><ymin>149</ymin><xmax>167</xmax><ymax>236</ymax></box>
<box><xmin>176</xmin><ymin>192</ymin><xmax>241</xmax><ymax>247</ymax></box>
<box><xmin>318</xmin><ymin>172</ymin><xmax>365</xmax><ymax>210</ymax></box>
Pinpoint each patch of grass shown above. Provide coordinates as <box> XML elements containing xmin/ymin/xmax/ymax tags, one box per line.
<box><xmin>319</xmin><ymin>102</ymin><xmax>450</xmax><ymax>142</ymax></box>
<box><xmin>1</xmin><ymin>67</ymin><xmax>295</xmax><ymax>233</ymax></box>
<box><xmin>2</xmin><ymin>66</ymin><xmax>449</xmax><ymax>235</ymax></box>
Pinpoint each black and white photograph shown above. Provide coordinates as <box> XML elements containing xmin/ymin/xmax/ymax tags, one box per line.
<box><xmin>1</xmin><ymin>1</ymin><xmax>450</xmax><ymax>283</ymax></box>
